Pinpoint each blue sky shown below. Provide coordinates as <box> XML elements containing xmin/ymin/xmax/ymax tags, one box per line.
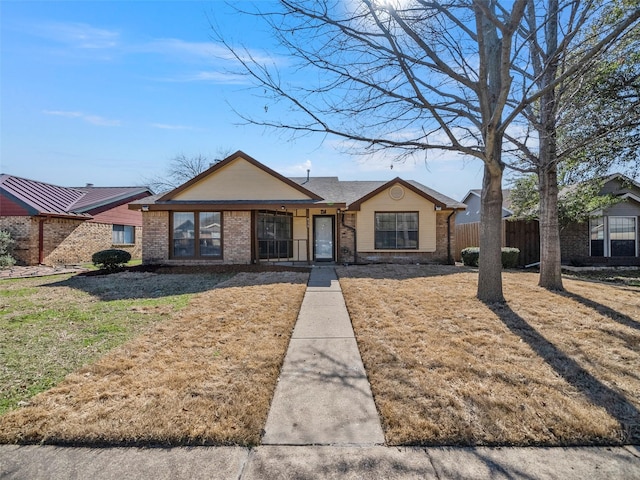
<box><xmin>1</xmin><ymin>0</ymin><xmax>487</xmax><ymax>200</ymax></box>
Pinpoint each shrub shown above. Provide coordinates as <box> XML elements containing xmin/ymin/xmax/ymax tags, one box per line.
<box><xmin>460</xmin><ymin>246</ymin><xmax>521</xmax><ymax>269</ymax></box>
<box><xmin>501</xmin><ymin>247</ymin><xmax>520</xmax><ymax>269</ymax></box>
<box><xmin>92</xmin><ymin>249</ymin><xmax>132</xmax><ymax>272</ymax></box>
<box><xmin>0</xmin><ymin>230</ymin><xmax>16</xmax><ymax>268</ymax></box>
<box><xmin>461</xmin><ymin>247</ymin><xmax>480</xmax><ymax>267</ymax></box>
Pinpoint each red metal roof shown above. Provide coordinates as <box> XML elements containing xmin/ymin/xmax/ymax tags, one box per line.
<box><xmin>0</xmin><ymin>174</ymin><xmax>151</xmax><ymax>219</ymax></box>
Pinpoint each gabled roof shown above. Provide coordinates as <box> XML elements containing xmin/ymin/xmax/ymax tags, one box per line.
<box><xmin>461</xmin><ymin>189</ymin><xmax>513</xmax><ymax>214</ymax></box>
<box><xmin>0</xmin><ymin>174</ymin><xmax>152</xmax><ymax>219</ymax></box>
<box><xmin>289</xmin><ymin>177</ymin><xmax>465</xmax><ymax>210</ymax></box>
<box><xmin>158</xmin><ymin>150</ymin><xmax>323</xmax><ymax>202</ymax></box>
<box><xmin>132</xmin><ymin>152</ymin><xmax>464</xmax><ymax>211</ymax></box>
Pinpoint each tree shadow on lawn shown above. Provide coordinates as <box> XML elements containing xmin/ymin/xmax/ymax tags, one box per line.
<box><xmin>559</xmin><ymin>290</ymin><xmax>640</xmax><ymax>332</ymax></box>
<box><xmin>43</xmin><ymin>267</ymin><xmax>310</xmax><ymax>301</ymax></box>
<box><xmin>486</xmin><ymin>301</ymin><xmax>640</xmax><ymax>444</ymax></box>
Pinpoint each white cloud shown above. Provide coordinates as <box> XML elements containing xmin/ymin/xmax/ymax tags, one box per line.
<box><xmin>278</xmin><ymin>159</ymin><xmax>313</xmax><ymax>176</ymax></box>
<box><xmin>43</xmin><ymin>110</ymin><xmax>121</xmax><ymax>127</ymax></box>
<box><xmin>151</xmin><ymin>123</ymin><xmax>194</xmax><ymax>130</ymax></box>
<box><xmin>158</xmin><ymin>71</ymin><xmax>249</xmax><ymax>84</ymax></box>
<box><xmin>31</xmin><ymin>21</ymin><xmax>120</xmax><ymax>49</ymax></box>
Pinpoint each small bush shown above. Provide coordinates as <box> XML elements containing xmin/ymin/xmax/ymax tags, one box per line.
<box><xmin>460</xmin><ymin>247</ymin><xmax>521</xmax><ymax>269</ymax></box>
<box><xmin>461</xmin><ymin>247</ymin><xmax>480</xmax><ymax>267</ymax></box>
<box><xmin>0</xmin><ymin>230</ymin><xmax>16</xmax><ymax>268</ymax></box>
<box><xmin>501</xmin><ymin>247</ymin><xmax>520</xmax><ymax>269</ymax></box>
<box><xmin>92</xmin><ymin>249</ymin><xmax>132</xmax><ymax>272</ymax></box>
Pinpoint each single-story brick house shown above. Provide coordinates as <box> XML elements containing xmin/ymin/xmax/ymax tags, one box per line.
<box><xmin>561</xmin><ymin>174</ymin><xmax>640</xmax><ymax>265</ymax></box>
<box><xmin>129</xmin><ymin>151</ymin><xmax>466</xmax><ymax>265</ymax></box>
<box><xmin>0</xmin><ymin>174</ymin><xmax>153</xmax><ymax>265</ymax></box>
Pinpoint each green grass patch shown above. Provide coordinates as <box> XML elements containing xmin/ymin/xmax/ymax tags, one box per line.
<box><xmin>0</xmin><ymin>270</ymin><xmax>232</xmax><ymax>415</ymax></box>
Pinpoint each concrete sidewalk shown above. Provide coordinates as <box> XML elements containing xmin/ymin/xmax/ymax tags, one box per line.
<box><xmin>2</xmin><ymin>444</ymin><xmax>638</xmax><ymax>479</ymax></box>
<box><xmin>262</xmin><ymin>266</ymin><xmax>384</xmax><ymax>445</ymax></box>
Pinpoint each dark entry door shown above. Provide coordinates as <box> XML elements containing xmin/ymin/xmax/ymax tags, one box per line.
<box><xmin>313</xmin><ymin>216</ymin><xmax>334</xmax><ymax>262</ymax></box>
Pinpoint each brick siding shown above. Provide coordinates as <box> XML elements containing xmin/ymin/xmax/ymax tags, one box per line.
<box><xmin>141</xmin><ymin>211</ymin><xmax>170</xmax><ymax>263</ymax></box>
<box><xmin>560</xmin><ymin>221</ymin><xmax>589</xmax><ymax>261</ymax></box>
<box><xmin>338</xmin><ymin>212</ymin><xmax>356</xmax><ymax>263</ymax></box>
<box><xmin>223</xmin><ymin>211</ymin><xmax>251</xmax><ymax>264</ymax></box>
<box><xmin>0</xmin><ymin>216</ymin><xmax>142</xmax><ymax>266</ymax></box>
<box><xmin>0</xmin><ymin>216</ymin><xmax>38</xmax><ymax>265</ymax></box>
<box><xmin>141</xmin><ymin>210</ymin><xmax>252</xmax><ymax>265</ymax></box>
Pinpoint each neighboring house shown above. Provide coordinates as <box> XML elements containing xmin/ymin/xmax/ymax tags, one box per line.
<box><xmin>456</xmin><ymin>174</ymin><xmax>640</xmax><ymax>266</ymax></box>
<box><xmin>562</xmin><ymin>173</ymin><xmax>640</xmax><ymax>265</ymax></box>
<box><xmin>456</xmin><ymin>189</ymin><xmax>513</xmax><ymax>225</ymax></box>
<box><xmin>129</xmin><ymin>151</ymin><xmax>466</xmax><ymax>265</ymax></box>
<box><xmin>0</xmin><ymin>174</ymin><xmax>153</xmax><ymax>265</ymax></box>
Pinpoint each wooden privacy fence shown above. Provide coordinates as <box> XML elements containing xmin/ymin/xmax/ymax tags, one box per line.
<box><xmin>455</xmin><ymin>220</ymin><xmax>540</xmax><ymax>266</ymax></box>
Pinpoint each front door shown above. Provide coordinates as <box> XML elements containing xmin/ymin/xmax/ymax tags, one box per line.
<box><xmin>313</xmin><ymin>215</ymin><xmax>334</xmax><ymax>262</ymax></box>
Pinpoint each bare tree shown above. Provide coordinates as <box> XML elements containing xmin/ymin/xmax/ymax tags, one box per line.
<box><xmin>505</xmin><ymin>0</ymin><xmax>640</xmax><ymax>289</ymax></box>
<box><xmin>213</xmin><ymin>1</ymin><xmax>637</xmax><ymax>299</ymax></box>
<box><xmin>214</xmin><ymin>0</ymin><xmax>530</xmax><ymax>302</ymax></box>
<box><xmin>145</xmin><ymin>151</ymin><xmax>231</xmax><ymax>193</ymax></box>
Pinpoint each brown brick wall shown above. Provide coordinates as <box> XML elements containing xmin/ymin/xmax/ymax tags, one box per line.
<box><xmin>560</xmin><ymin>221</ymin><xmax>589</xmax><ymax>261</ymax></box>
<box><xmin>0</xmin><ymin>216</ymin><xmax>37</xmax><ymax>265</ymax></box>
<box><xmin>141</xmin><ymin>211</ymin><xmax>170</xmax><ymax>264</ymax></box>
<box><xmin>339</xmin><ymin>212</ymin><xmax>356</xmax><ymax>263</ymax></box>
<box><xmin>0</xmin><ymin>216</ymin><xmax>142</xmax><ymax>265</ymax></box>
<box><xmin>141</xmin><ymin>210</ymin><xmax>252</xmax><ymax>265</ymax></box>
<box><xmin>223</xmin><ymin>211</ymin><xmax>251</xmax><ymax>264</ymax></box>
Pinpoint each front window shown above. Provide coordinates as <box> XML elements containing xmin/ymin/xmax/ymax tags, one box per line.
<box><xmin>375</xmin><ymin>212</ymin><xmax>418</xmax><ymax>249</ymax></box>
<box><xmin>172</xmin><ymin>212</ymin><xmax>221</xmax><ymax>258</ymax></box>
<box><xmin>112</xmin><ymin>224</ymin><xmax>135</xmax><ymax>245</ymax></box>
<box><xmin>258</xmin><ymin>211</ymin><xmax>293</xmax><ymax>259</ymax></box>
<box><xmin>609</xmin><ymin>217</ymin><xmax>636</xmax><ymax>257</ymax></box>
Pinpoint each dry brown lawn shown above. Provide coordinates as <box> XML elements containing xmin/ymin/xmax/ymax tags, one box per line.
<box><xmin>0</xmin><ymin>271</ymin><xmax>308</xmax><ymax>446</ymax></box>
<box><xmin>337</xmin><ymin>264</ymin><xmax>640</xmax><ymax>446</ymax></box>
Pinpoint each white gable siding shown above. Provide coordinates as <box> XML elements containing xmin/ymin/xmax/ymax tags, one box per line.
<box><xmin>171</xmin><ymin>157</ymin><xmax>314</xmax><ymax>201</ymax></box>
<box><xmin>356</xmin><ymin>184</ymin><xmax>437</xmax><ymax>252</ymax></box>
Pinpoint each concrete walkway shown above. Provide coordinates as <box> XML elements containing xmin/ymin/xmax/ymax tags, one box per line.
<box><xmin>262</xmin><ymin>266</ymin><xmax>385</xmax><ymax>445</ymax></box>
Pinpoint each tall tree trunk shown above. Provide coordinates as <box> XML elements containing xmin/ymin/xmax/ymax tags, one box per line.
<box><xmin>478</xmin><ymin>158</ymin><xmax>505</xmax><ymax>303</ymax></box>
<box><xmin>536</xmin><ymin>0</ymin><xmax>563</xmax><ymax>291</ymax></box>
<box><xmin>538</xmin><ymin>164</ymin><xmax>564</xmax><ymax>289</ymax></box>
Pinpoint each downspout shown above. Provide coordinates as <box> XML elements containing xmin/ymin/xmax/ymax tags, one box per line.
<box><xmin>447</xmin><ymin>210</ymin><xmax>455</xmax><ymax>265</ymax></box>
<box><xmin>38</xmin><ymin>216</ymin><xmax>47</xmax><ymax>265</ymax></box>
<box><xmin>341</xmin><ymin>210</ymin><xmax>357</xmax><ymax>264</ymax></box>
